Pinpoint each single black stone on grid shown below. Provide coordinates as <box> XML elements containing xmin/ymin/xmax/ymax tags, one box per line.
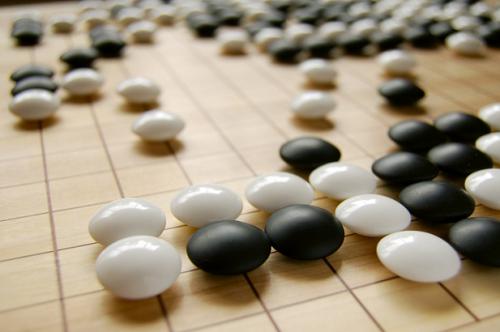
<box><xmin>429</xmin><ymin>22</ymin><xmax>457</xmax><ymax>42</ymax></box>
<box><xmin>399</xmin><ymin>181</ymin><xmax>475</xmax><ymax>224</ymax></box>
<box><xmin>372</xmin><ymin>152</ymin><xmax>439</xmax><ymax>185</ymax></box>
<box><xmin>303</xmin><ymin>35</ymin><xmax>336</xmax><ymax>59</ymax></box>
<box><xmin>378</xmin><ymin>79</ymin><xmax>425</xmax><ymax>106</ymax></box>
<box><xmin>266</xmin><ymin>204</ymin><xmax>344</xmax><ymax>260</ymax></box>
<box><xmin>10</xmin><ymin>64</ymin><xmax>54</xmax><ymax>82</ymax></box>
<box><xmin>427</xmin><ymin>142</ymin><xmax>493</xmax><ymax>176</ymax></box>
<box><xmin>60</xmin><ymin>48</ymin><xmax>98</xmax><ymax>68</ymax></box>
<box><xmin>388</xmin><ymin>120</ymin><xmax>447</xmax><ymax>151</ymax></box>
<box><xmin>187</xmin><ymin>13</ymin><xmax>219</xmax><ymax>38</ymax></box>
<box><xmin>92</xmin><ymin>36</ymin><xmax>126</xmax><ymax>57</ymax></box>
<box><xmin>434</xmin><ymin>112</ymin><xmax>491</xmax><ymax>143</ymax></box>
<box><xmin>269</xmin><ymin>39</ymin><xmax>302</xmax><ymax>63</ymax></box>
<box><xmin>187</xmin><ymin>220</ymin><xmax>271</xmax><ymax>275</ymax></box>
<box><xmin>372</xmin><ymin>32</ymin><xmax>404</xmax><ymax>51</ymax></box>
<box><xmin>280</xmin><ymin>136</ymin><xmax>341</xmax><ymax>170</ymax></box>
<box><xmin>11</xmin><ymin>76</ymin><xmax>58</xmax><ymax>96</ymax></box>
<box><xmin>11</xmin><ymin>17</ymin><xmax>43</xmax><ymax>46</ymax></box>
<box><xmin>404</xmin><ymin>27</ymin><xmax>438</xmax><ymax>48</ymax></box>
<box><xmin>338</xmin><ymin>34</ymin><xmax>371</xmax><ymax>55</ymax></box>
<box><xmin>449</xmin><ymin>217</ymin><xmax>500</xmax><ymax>267</ymax></box>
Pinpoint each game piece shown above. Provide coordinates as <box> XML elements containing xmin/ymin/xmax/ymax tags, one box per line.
<box><xmin>371</xmin><ymin>32</ymin><xmax>404</xmax><ymax>51</ymax></box>
<box><xmin>187</xmin><ymin>220</ymin><xmax>271</xmax><ymax>274</ymax></box>
<box><xmin>60</xmin><ymin>47</ymin><xmax>99</xmax><ymax>69</ymax></box>
<box><xmin>434</xmin><ymin>111</ymin><xmax>491</xmax><ymax>143</ymax></box>
<box><xmin>446</xmin><ymin>32</ymin><xmax>485</xmax><ymax>56</ymax></box>
<box><xmin>11</xmin><ymin>76</ymin><xmax>58</xmax><ymax>96</ymax></box>
<box><xmin>291</xmin><ymin>91</ymin><xmax>336</xmax><ymax>119</ymax></box>
<box><xmin>309</xmin><ymin>162</ymin><xmax>377</xmax><ymax>201</ymax></box>
<box><xmin>372</xmin><ymin>152</ymin><xmax>439</xmax><ymax>185</ymax></box>
<box><xmin>116</xmin><ymin>7</ymin><xmax>144</xmax><ymax>26</ymax></box>
<box><xmin>388</xmin><ymin>120</ymin><xmax>447</xmax><ymax>151</ymax></box>
<box><xmin>476</xmin><ymin>132</ymin><xmax>500</xmax><ymax>163</ymax></box>
<box><xmin>96</xmin><ymin>236</ymin><xmax>181</xmax><ymax>300</ymax></box>
<box><xmin>449</xmin><ymin>217</ymin><xmax>500</xmax><ymax>267</ymax></box>
<box><xmin>451</xmin><ymin>15</ymin><xmax>481</xmax><ymax>32</ymax></box>
<box><xmin>217</xmin><ymin>29</ymin><xmax>248</xmax><ymax>54</ymax></box>
<box><xmin>90</xmin><ymin>25</ymin><xmax>127</xmax><ymax>57</ymax></box>
<box><xmin>478</xmin><ymin>103</ymin><xmax>500</xmax><ymax>131</ymax></box>
<box><xmin>479</xmin><ymin>22</ymin><xmax>500</xmax><ymax>48</ymax></box>
<box><xmin>377</xmin><ymin>231</ymin><xmax>461</xmax><ymax>282</ymax></box>
<box><xmin>50</xmin><ymin>13</ymin><xmax>76</xmax><ymax>33</ymax></box>
<box><xmin>268</xmin><ymin>39</ymin><xmax>302</xmax><ymax>63</ymax></box>
<box><xmin>132</xmin><ymin>110</ymin><xmax>185</xmax><ymax>142</ymax></box>
<box><xmin>317</xmin><ymin>21</ymin><xmax>347</xmax><ymax>41</ymax></box>
<box><xmin>117</xmin><ymin>77</ymin><xmax>160</xmax><ymax>104</ymax></box>
<box><xmin>429</xmin><ymin>22</ymin><xmax>457</xmax><ymax>41</ymax></box>
<box><xmin>285</xmin><ymin>23</ymin><xmax>314</xmax><ymax>44</ymax></box>
<box><xmin>377</xmin><ymin>50</ymin><xmax>416</xmax><ymax>76</ymax></box>
<box><xmin>350</xmin><ymin>18</ymin><xmax>378</xmax><ymax>37</ymax></box>
<box><xmin>337</xmin><ymin>34</ymin><xmax>371</xmax><ymax>55</ymax></box>
<box><xmin>187</xmin><ymin>13</ymin><xmax>218</xmax><ymax>38</ymax></box>
<box><xmin>10</xmin><ymin>64</ymin><xmax>54</xmax><ymax>82</ymax></box>
<box><xmin>266</xmin><ymin>204</ymin><xmax>344</xmax><ymax>260</ymax></box>
<box><xmin>89</xmin><ymin>198</ymin><xmax>166</xmax><ymax>246</ymax></box>
<box><xmin>399</xmin><ymin>181</ymin><xmax>475</xmax><ymax>224</ymax></box>
<box><xmin>245</xmin><ymin>172</ymin><xmax>314</xmax><ymax>213</ymax></box>
<box><xmin>335</xmin><ymin>194</ymin><xmax>411</xmax><ymax>237</ymax></box>
<box><xmin>465</xmin><ymin>168</ymin><xmax>500</xmax><ymax>210</ymax></box>
<box><xmin>127</xmin><ymin>20</ymin><xmax>157</xmax><ymax>43</ymax></box>
<box><xmin>150</xmin><ymin>5</ymin><xmax>176</xmax><ymax>25</ymax></box>
<box><xmin>299</xmin><ymin>59</ymin><xmax>337</xmax><ymax>85</ymax></box>
<box><xmin>61</xmin><ymin>68</ymin><xmax>103</xmax><ymax>96</ymax></box>
<box><xmin>404</xmin><ymin>26</ymin><xmax>438</xmax><ymax>48</ymax></box>
<box><xmin>379</xmin><ymin>18</ymin><xmax>406</xmax><ymax>35</ymax></box>
<box><xmin>81</xmin><ymin>9</ymin><xmax>110</xmax><ymax>29</ymax></box>
<box><xmin>302</xmin><ymin>35</ymin><xmax>336</xmax><ymax>59</ymax></box>
<box><xmin>254</xmin><ymin>27</ymin><xmax>283</xmax><ymax>51</ymax></box>
<box><xmin>428</xmin><ymin>142</ymin><xmax>493</xmax><ymax>176</ymax></box>
<box><xmin>170</xmin><ymin>184</ymin><xmax>242</xmax><ymax>228</ymax></box>
<box><xmin>279</xmin><ymin>136</ymin><xmax>341</xmax><ymax>170</ymax></box>
<box><xmin>11</xmin><ymin>17</ymin><xmax>43</xmax><ymax>46</ymax></box>
<box><xmin>378</xmin><ymin>78</ymin><xmax>425</xmax><ymax>106</ymax></box>
<box><xmin>9</xmin><ymin>89</ymin><xmax>60</xmax><ymax>121</ymax></box>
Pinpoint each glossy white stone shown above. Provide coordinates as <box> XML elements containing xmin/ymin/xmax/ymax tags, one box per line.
<box><xmin>285</xmin><ymin>23</ymin><xmax>314</xmax><ymax>44</ymax></box>
<box><xmin>318</xmin><ymin>21</ymin><xmax>347</xmax><ymax>41</ymax></box>
<box><xmin>245</xmin><ymin>172</ymin><xmax>314</xmax><ymax>213</ymax></box>
<box><xmin>299</xmin><ymin>59</ymin><xmax>337</xmax><ymax>85</ymax></box>
<box><xmin>255</xmin><ymin>27</ymin><xmax>283</xmax><ymax>51</ymax></box>
<box><xmin>479</xmin><ymin>103</ymin><xmax>500</xmax><ymax>131</ymax></box>
<box><xmin>291</xmin><ymin>91</ymin><xmax>336</xmax><ymax>119</ymax></box>
<box><xmin>377</xmin><ymin>50</ymin><xmax>416</xmax><ymax>75</ymax></box>
<box><xmin>379</xmin><ymin>18</ymin><xmax>406</xmax><ymax>35</ymax></box>
<box><xmin>9</xmin><ymin>89</ymin><xmax>60</xmax><ymax>121</ymax></box>
<box><xmin>377</xmin><ymin>231</ymin><xmax>461</xmax><ymax>283</ymax></box>
<box><xmin>171</xmin><ymin>184</ymin><xmax>243</xmax><ymax>228</ymax></box>
<box><xmin>150</xmin><ymin>5</ymin><xmax>176</xmax><ymax>25</ymax></box>
<box><xmin>465</xmin><ymin>168</ymin><xmax>500</xmax><ymax>210</ymax></box>
<box><xmin>476</xmin><ymin>133</ymin><xmax>500</xmax><ymax>163</ymax></box>
<box><xmin>96</xmin><ymin>235</ymin><xmax>181</xmax><ymax>299</ymax></box>
<box><xmin>132</xmin><ymin>110</ymin><xmax>185</xmax><ymax>142</ymax></box>
<box><xmin>350</xmin><ymin>18</ymin><xmax>378</xmax><ymax>37</ymax></box>
<box><xmin>117</xmin><ymin>7</ymin><xmax>144</xmax><ymax>26</ymax></box>
<box><xmin>79</xmin><ymin>0</ymin><xmax>102</xmax><ymax>13</ymax></box>
<box><xmin>309</xmin><ymin>162</ymin><xmax>377</xmax><ymax>200</ymax></box>
<box><xmin>81</xmin><ymin>9</ymin><xmax>109</xmax><ymax>29</ymax></box>
<box><xmin>50</xmin><ymin>13</ymin><xmax>77</xmax><ymax>33</ymax></box>
<box><xmin>451</xmin><ymin>15</ymin><xmax>481</xmax><ymax>31</ymax></box>
<box><xmin>218</xmin><ymin>29</ymin><xmax>248</xmax><ymax>54</ymax></box>
<box><xmin>89</xmin><ymin>198</ymin><xmax>166</xmax><ymax>246</ymax></box>
<box><xmin>445</xmin><ymin>32</ymin><xmax>485</xmax><ymax>56</ymax></box>
<box><xmin>335</xmin><ymin>194</ymin><xmax>411</xmax><ymax>237</ymax></box>
<box><xmin>62</xmin><ymin>68</ymin><xmax>103</xmax><ymax>96</ymax></box>
<box><xmin>117</xmin><ymin>77</ymin><xmax>160</xmax><ymax>104</ymax></box>
<box><xmin>128</xmin><ymin>20</ymin><xmax>157</xmax><ymax>43</ymax></box>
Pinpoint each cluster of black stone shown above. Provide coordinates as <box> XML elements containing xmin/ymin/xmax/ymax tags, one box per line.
<box><xmin>10</xmin><ymin>64</ymin><xmax>58</xmax><ymax>96</ymax></box>
<box><xmin>11</xmin><ymin>17</ymin><xmax>43</xmax><ymax>46</ymax></box>
<box><xmin>90</xmin><ymin>25</ymin><xmax>126</xmax><ymax>58</ymax></box>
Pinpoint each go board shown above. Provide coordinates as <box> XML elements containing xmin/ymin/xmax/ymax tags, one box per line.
<box><xmin>1</xmin><ymin>2</ymin><xmax>500</xmax><ymax>332</ymax></box>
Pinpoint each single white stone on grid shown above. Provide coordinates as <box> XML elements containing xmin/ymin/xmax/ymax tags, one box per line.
<box><xmin>9</xmin><ymin>89</ymin><xmax>60</xmax><ymax>121</ymax></box>
<box><xmin>132</xmin><ymin>109</ymin><xmax>185</xmax><ymax>142</ymax></box>
<box><xmin>117</xmin><ymin>77</ymin><xmax>160</xmax><ymax>104</ymax></box>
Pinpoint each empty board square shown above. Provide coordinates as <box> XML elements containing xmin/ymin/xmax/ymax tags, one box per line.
<box><xmin>180</xmin><ymin>152</ymin><xmax>254</xmax><ymax>183</ymax></box>
<box><xmin>454</xmin><ymin>315</ymin><xmax>500</xmax><ymax>332</ymax></box>
<box><xmin>354</xmin><ymin>278</ymin><xmax>475</xmax><ymax>332</ymax></box>
<box><xmin>161</xmin><ymin>226</ymin><xmax>197</xmax><ymax>272</ymax></box>
<box><xmin>0</xmin><ymin>301</ymin><xmax>63</xmax><ymax>332</ymax></box>
<box><xmin>240</xmin><ymin>143</ymin><xmax>289</xmax><ymax>175</ymax></box>
<box><xmin>0</xmin><ymin>213</ymin><xmax>52</xmax><ymax>260</ymax></box>
<box><xmin>0</xmin><ymin>182</ymin><xmax>47</xmax><ymax>220</ymax></box>
<box><xmin>0</xmin><ymin>130</ymin><xmax>41</xmax><ymax>161</ymax></box>
<box><xmin>0</xmin><ymin>155</ymin><xmax>44</xmax><ymax>187</ymax></box>
<box><xmin>42</xmin><ymin>124</ymin><xmax>102</xmax><ymax>154</ymax></box>
<box><xmin>45</xmin><ymin>147</ymin><xmax>110</xmax><ymax>180</ymax></box>
<box><xmin>162</xmin><ymin>270</ymin><xmax>263</xmax><ymax>331</ymax></box>
<box><xmin>108</xmin><ymin>141</ymin><xmax>175</xmax><ymax>169</ymax></box>
<box><xmin>197</xmin><ymin>313</ymin><xmax>276</xmax><ymax>332</ymax></box>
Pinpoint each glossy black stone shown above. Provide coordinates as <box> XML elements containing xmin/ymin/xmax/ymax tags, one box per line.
<box><xmin>429</xmin><ymin>22</ymin><xmax>456</xmax><ymax>42</ymax></box>
<box><xmin>10</xmin><ymin>65</ymin><xmax>54</xmax><ymax>82</ymax></box>
<box><xmin>449</xmin><ymin>217</ymin><xmax>500</xmax><ymax>267</ymax></box>
<box><xmin>378</xmin><ymin>79</ymin><xmax>425</xmax><ymax>106</ymax></box>
<box><xmin>280</xmin><ymin>137</ymin><xmax>341</xmax><ymax>170</ymax></box>
<box><xmin>434</xmin><ymin>112</ymin><xmax>491</xmax><ymax>143</ymax></box>
<box><xmin>12</xmin><ymin>29</ymin><xmax>42</xmax><ymax>46</ymax></box>
<box><xmin>303</xmin><ymin>36</ymin><xmax>336</xmax><ymax>59</ymax></box>
<box><xmin>404</xmin><ymin>27</ymin><xmax>438</xmax><ymax>48</ymax></box>
<box><xmin>187</xmin><ymin>14</ymin><xmax>219</xmax><ymax>38</ymax></box>
<box><xmin>187</xmin><ymin>220</ymin><xmax>271</xmax><ymax>275</ymax></box>
<box><xmin>372</xmin><ymin>32</ymin><xmax>404</xmax><ymax>51</ymax></box>
<box><xmin>338</xmin><ymin>35</ymin><xmax>371</xmax><ymax>55</ymax></box>
<box><xmin>388</xmin><ymin>120</ymin><xmax>447</xmax><ymax>151</ymax></box>
<box><xmin>60</xmin><ymin>48</ymin><xmax>98</xmax><ymax>68</ymax></box>
<box><xmin>11</xmin><ymin>77</ymin><xmax>58</xmax><ymax>96</ymax></box>
<box><xmin>427</xmin><ymin>143</ymin><xmax>493</xmax><ymax>176</ymax></box>
<box><xmin>372</xmin><ymin>152</ymin><xmax>439</xmax><ymax>185</ymax></box>
<box><xmin>216</xmin><ymin>10</ymin><xmax>242</xmax><ymax>26</ymax></box>
<box><xmin>479</xmin><ymin>22</ymin><xmax>500</xmax><ymax>48</ymax></box>
<box><xmin>268</xmin><ymin>39</ymin><xmax>302</xmax><ymax>63</ymax></box>
<box><xmin>265</xmin><ymin>204</ymin><xmax>344</xmax><ymax>260</ymax></box>
<box><xmin>92</xmin><ymin>36</ymin><xmax>126</xmax><ymax>57</ymax></box>
<box><xmin>399</xmin><ymin>181</ymin><xmax>475</xmax><ymax>224</ymax></box>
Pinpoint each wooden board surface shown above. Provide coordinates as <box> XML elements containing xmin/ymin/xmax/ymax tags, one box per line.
<box><xmin>1</xmin><ymin>2</ymin><xmax>500</xmax><ymax>332</ymax></box>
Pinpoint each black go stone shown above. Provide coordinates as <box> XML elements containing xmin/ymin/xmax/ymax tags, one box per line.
<box><xmin>187</xmin><ymin>13</ymin><xmax>219</xmax><ymax>38</ymax></box>
<box><xmin>434</xmin><ymin>112</ymin><xmax>490</xmax><ymax>143</ymax></box>
<box><xmin>388</xmin><ymin>120</ymin><xmax>447</xmax><ymax>151</ymax></box>
<box><xmin>479</xmin><ymin>22</ymin><xmax>500</xmax><ymax>48</ymax></box>
<box><xmin>372</xmin><ymin>32</ymin><xmax>404</xmax><ymax>51</ymax></box>
<box><xmin>338</xmin><ymin>35</ymin><xmax>371</xmax><ymax>55</ymax></box>
<box><xmin>449</xmin><ymin>217</ymin><xmax>500</xmax><ymax>267</ymax></box>
<box><xmin>427</xmin><ymin>142</ymin><xmax>493</xmax><ymax>176</ymax></box>
<box><xmin>372</xmin><ymin>152</ymin><xmax>439</xmax><ymax>185</ymax></box>
<box><xmin>216</xmin><ymin>10</ymin><xmax>242</xmax><ymax>26</ymax></box>
<box><xmin>268</xmin><ymin>39</ymin><xmax>302</xmax><ymax>63</ymax></box>
<box><xmin>60</xmin><ymin>48</ymin><xmax>98</xmax><ymax>69</ymax></box>
<box><xmin>399</xmin><ymin>181</ymin><xmax>475</xmax><ymax>224</ymax></box>
<box><xmin>247</xmin><ymin>21</ymin><xmax>272</xmax><ymax>38</ymax></box>
<box><xmin>404</xmin><ymin>27</ymin><xmax>438</xmax><ymax>48</ymax></box>
<box><xmin>92</xmin><ymin>36</ymin><xmax>126</xmax><ymax>58</ymax></box>
<box><xmin>378</xmin><ymin>79</ymin><xmax>425</xmax><ymax>106</ymax></box>
<box><xmin>279</xmin><ymin>136</ymin><xmax>341</xmax><ymax>170</ymax></box>
<box><xmin>266</xmin><ymin>204</ymin><xmax>344</xmax><ymax>260</ymax></box>
<box><xmin>260</xmin><ymin>11</ymin><xmax>287</xmax><ymax>28</ymax></box>
<box><xmin>187</xmin><ymin>220</ymin><xmax>271</xmax><ymax>275</ymax></box>
<box><xmin>10</xmin><ymin>64</ymin><xmax>54</xmax><ymax>82</ymax></box>
<box><xmin>11</xmin><ymin>18</ymin><xmax>43</xmax><ymax>46</ymax></box>
<box><xmin>11</xmin><ymin>76</ymin><xmax>58</xmax><ymax>96</ymax></box>
<box><xmin>303</xmin><ymin>35</ymin><xmax>336</xmax><ymax>59</ymax></box>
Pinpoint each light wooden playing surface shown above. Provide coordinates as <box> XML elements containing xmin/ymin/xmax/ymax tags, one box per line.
<box><xmin>1</xmin><ymin>2</ymin><xmax>500</xmax><ymax>332</ymax></box>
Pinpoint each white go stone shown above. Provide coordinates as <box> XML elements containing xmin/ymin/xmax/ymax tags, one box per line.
<box><xmin>79</xmin><ymin>0</ymin><xmax>102</xmax><ymax>13</ymax></box>
<box><xmin>479</xmin><ymin>103</ymin><xmax>500</xmax><ymax>131</ymax></box>
<box><xmin>117</xmin><ymin>7</ymin><xmax>144</xmax><ymax>26</ymax></box>
<box><xmin>465</xmin><ymin>168</ymin><xmax>500</xmax><ymax>210</ymax></box>
<box><xmin>377</xmin><ymin>50</ymin><xmax>416</xmax><ymax>75</ymax></box>
<box><xmin>132</xmin><ymin>109</ymin><xmax>185</xmax><ymax>142</ymax></box>
<box><xmin>317</xmin><ymin>21</ymin><xmax>347</xmax><ymax>41</ymax></box>
<box><xmin>170</xmin><ymin>184</ymin><xmax>243</xmax><ymax>228</ymax></box>
<box><xmin>350</xmin><ymin>18</ymin><xmax>378</xmax><ymax>37</ymax></box>
<box><xmin>285</xmin><ymin>23</ymin><xmax>314</xmax><ymax>44</ymax></box>
<box><xmin>218</xmin><ymin>29</ymin><xmax>248</xmax><ymax>54</ymax></box>
<box><xmin>291</xmin><ymin>91</ymin><xmax>336</xmax><ymax>119</ymax></box>
<box><xmin>335</xmin><ymin>194</ymin><xmax>411</xmax><ymax>237</ymax></box>
<box><xmin>377</xmin><ymin>231</ymin><xmax>461</xmax><ymax>283</ymax></box>
<box><xmin>117</xmin><ymin>77</ymin><xmax>160</xmax><ymax>104</ymax></box>
<box><xmin>451</xmin><ymin>15</ymin><xmax>481</xmax><ymax>31</ymax></box>
<box><xmin>96</xmin><ymin>235</ymin><xmax>181</xmax><ymax>300</ymax></box>
<box><xmin>254</xmin><ymin>27</ymin><xmax>283</xmax><ymax>51</ymax></box>
<box><xmin>81</xmin><ymin>9</ymin><xmax>110</xmax><ymax>29</ymax></box>
<box><xmin>150</xmin><ymin>5</ymin><xmax>176</xmax><ymax>25</ymax></box>
<box><xmin>62</xmin><ymin>68</ymin><xmax>104</xmax><ymax>96</ymax></box>
<box><xmin>309</xmin><ymin>162</ymin><xmax>377</xmax><ymax>200</ymax></box>
<box><xmin>470</xmin><ymin>2</ymin><xmax>492</xmax><ymax>17</ymax></box>
<box><xmin>299</xmin><ymin>59</ymin><xmax>337</xmax><ymax>85</ymax></box>
<box><xmin>379</xmin><ymin>18</ymin><xmax>406</xmax><ymax>35</ymax></box>
<box><xmin>89</xmin><ymin>198</ymin><xmax>166</xmax><ymax>246</ymax></box>
<box><xmin>245</xmin><ymin>172</ymin><xmax>314</xmax><ymax>213</ymax></box>
<box><xmin>9</xmin><ymin>89</ymin><xmax>60</xmax><ymax>121</ymax></box>
<box><xmin>127</xmin><ymin>20</ymin><xmax>157</xmax><ymax>43</ymax></box>
<box><xmin>445</xmin><ymin>32</ymin><xmax>485</xmax><ymax>56</ymax></box>
<box><xmin>50</xmin><ymin>13</ymin><xmax>77</xmax><ymax>33</ymax></box>
<box><xmin>476</xmin><ymin>133</ymin><xmax>500</xmax><ymax>163</ymax></box>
